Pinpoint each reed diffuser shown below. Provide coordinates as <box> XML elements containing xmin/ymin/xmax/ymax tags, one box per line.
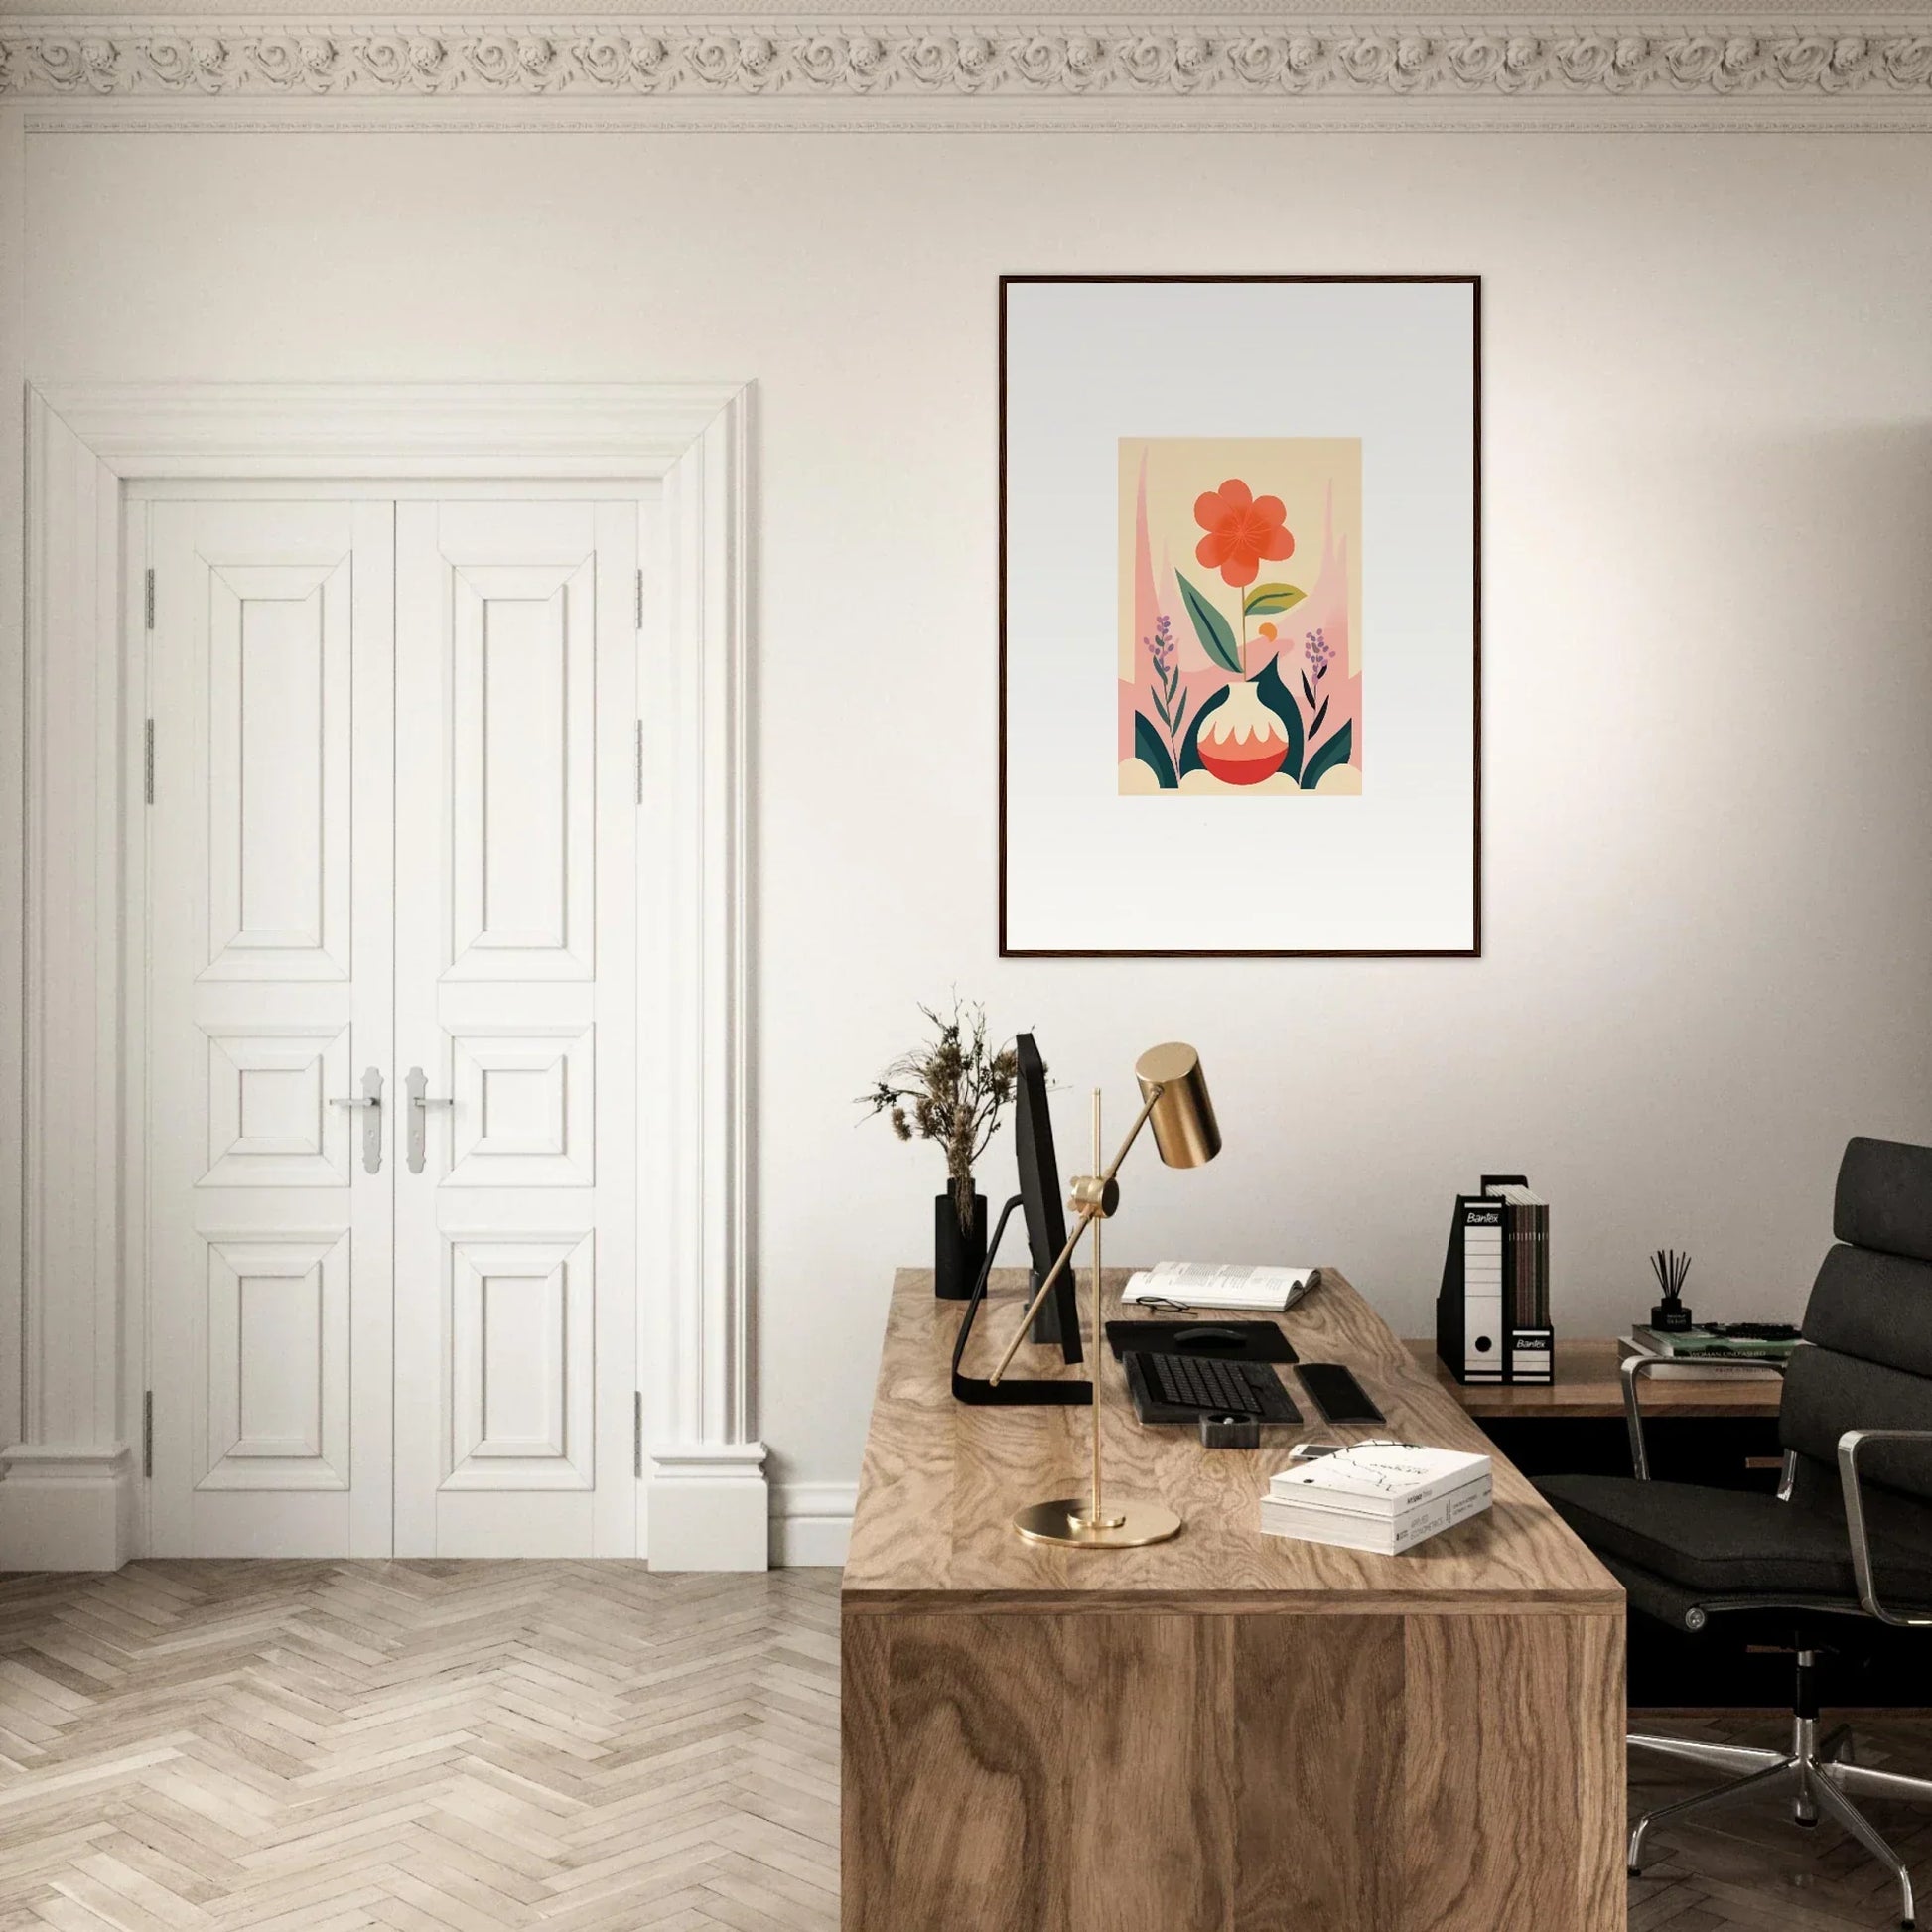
<box><xmin>1649</xmin><ymin>1248</ymin><xmax>1694</xmax><ymax>1332</ymax></box>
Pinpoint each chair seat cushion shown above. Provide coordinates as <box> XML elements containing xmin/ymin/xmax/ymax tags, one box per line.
<box><xmin>1537</xmin><ymin>1474</ymin><xmax>1932</xmax><ymax>1601</ymax></box>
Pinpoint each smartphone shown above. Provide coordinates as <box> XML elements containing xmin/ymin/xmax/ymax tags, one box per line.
<box><xmin>1297</xmin><ymin>1362</ymin><xmax>1385</xmax><ymax>1426</ymax></box>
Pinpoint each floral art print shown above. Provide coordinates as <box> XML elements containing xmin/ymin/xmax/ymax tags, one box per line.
<box><xmin>1118</xmin><ymin>438</ymin><xmax>1363</xmax><ymax>796</ymax></box>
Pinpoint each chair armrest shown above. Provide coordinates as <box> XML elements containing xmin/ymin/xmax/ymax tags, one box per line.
<box><xmin>1837</xmin><ymin>1429</ymin><xmax>1932</xmax><ymax>1627</ymax></box>
<box><xmin>1620</xmin><ymin>1351</ymin><xmax>1788</xmax><ymax>1481</ymax></box>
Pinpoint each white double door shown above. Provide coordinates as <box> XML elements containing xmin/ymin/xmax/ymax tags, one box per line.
<box><xmin>145</xmin><ymin>494</ymin><xmax>640</xmax><ymax>1558</ymax></box>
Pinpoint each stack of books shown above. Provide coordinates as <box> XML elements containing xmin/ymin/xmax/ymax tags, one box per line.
<box><xmin>1258</xmin><ymin>1442</ymin><xmax>1492</xmax><ymax>1555</ymax></box>
<box><xmin>1618</xmin><ymin>1322</ymin><xmax>1799</xmax><ymax>1382</ymax></box>
<box><xmin>1496</xmin><ymin>1185</ymin><xmax>1550</xmax><ymax>1336</ymax></box>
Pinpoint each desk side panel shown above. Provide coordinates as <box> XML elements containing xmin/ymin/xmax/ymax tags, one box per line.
<box><xmin>1234</xmin><ymin>1614</ymin><xmax>1405</xmax><ymax>1931</ymax></box>
<box><xmin>840</xmin><ymin>1612</ymin><xmax>892</xmax><ymax>1932</ymax></box>
<box><xmin>841</xmin><ymin>1604</ymin><xmax>1624</xmax><ymax>1932</ymax></box>
<box><xmin>1403</xmin><ymin>1610</ymin><xmax>1626</xmax><ymax>1932</ymax></box>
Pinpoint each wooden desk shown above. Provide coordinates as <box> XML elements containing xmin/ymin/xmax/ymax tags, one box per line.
<box><xmin>843</xmin><ymin>1269</ymin><xmax>1626</xmax><ymax>1932</ymax></box>
<box><xmin>1407</xmin><ymin>1336</ymin><xmax>1784</xmax><ymax>1420</ymax></box>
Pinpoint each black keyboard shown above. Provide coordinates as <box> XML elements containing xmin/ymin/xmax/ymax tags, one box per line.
<box><xmin>1129</xmin><ymin>1351</ymin><xmax>1302</xmax><ymax>1423</ymax></box>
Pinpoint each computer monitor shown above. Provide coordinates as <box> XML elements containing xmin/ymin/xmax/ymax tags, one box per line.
<box><xmin>1013</xmin><ymin>1034</ymin><xmax>1083</xmax><ymax>1364</ymax></box>
<box><xmin>948</xmin><ymin>1032</ymin><xmax>1090</xmax><ymax>1404</ymax></box>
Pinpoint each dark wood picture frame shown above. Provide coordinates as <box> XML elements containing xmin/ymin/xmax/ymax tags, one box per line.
<box><xmin>997</xmin><ymin>272</ymin><xmax>1482</xmax><ymax>959</ymax></box>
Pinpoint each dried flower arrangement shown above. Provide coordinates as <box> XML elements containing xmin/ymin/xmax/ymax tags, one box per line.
<box><xmin>861</xmin><ymin>998</ymin><xmax>1020</xmax><ymax>1235</ymax></box>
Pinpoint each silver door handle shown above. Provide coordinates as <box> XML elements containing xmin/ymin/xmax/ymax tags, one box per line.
<box><xmin>329</xmin><ymin>1066</ymin><xmax>384</xmax><ymax>1174</ymax></box>
<box><xmin>405</xmin><ymin>1065</ymin><xmax>454</xmax><ymax>1175</ymax></box>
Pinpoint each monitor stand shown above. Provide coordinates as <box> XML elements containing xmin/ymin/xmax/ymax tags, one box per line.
<box><xmin>951</xmin><ymin>1196</ymin><xmax>1092</xmax><ymax>1407</ymax></box>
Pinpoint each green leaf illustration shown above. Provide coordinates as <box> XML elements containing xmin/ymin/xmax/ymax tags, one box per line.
<box><xmin>1178</xmin><ymin>685</ymin><xmax>1231</xmax><ymax>776</ymax></box>
<box><xmin>1244</xmin><ymin>583</ymin><xmax>1308</xmax><ymax>618</ymax></box>
<box><xmin>1175</xmin><ymin>570</ymin><xmax>1243</xmax><ymax>676</ymax></box>
<box><xmin>1252</xmin><ymin>655</ymin><xmax>1305</xmax><ymax>787</ymax></box>
<box><xmin>1133</xmin><ymin>712</ymin><xmax>1178</xmax><ymax>790</ymax></box>
<box><xmin>1302</xmin><ymin>718</ymin><xmax>1354</xmax><ymax>791</ymax></box>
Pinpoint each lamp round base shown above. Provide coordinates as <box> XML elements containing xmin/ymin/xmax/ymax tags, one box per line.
<box><xmin>1012</xmin><ymin>1497</ymin><xmax>1182</xmax><ymax>1548</ymax></box>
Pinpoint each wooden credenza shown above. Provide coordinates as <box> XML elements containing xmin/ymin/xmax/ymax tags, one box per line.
<box><xmin>842</xmin><ymin>1268</ymin><xmax>1628</xmax><ymax>1932</ymax></box>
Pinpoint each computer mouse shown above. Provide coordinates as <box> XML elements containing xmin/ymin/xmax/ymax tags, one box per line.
<box><xmin>1173</xmin><ymin>1325</ymin><xmax>1246</xmax><ymax>1349</ymax></box>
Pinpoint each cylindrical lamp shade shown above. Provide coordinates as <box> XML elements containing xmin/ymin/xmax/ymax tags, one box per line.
<box><xmin>1134</xmin><ymin>1042</ymin><xmax>1221</xmax><ymax>1169</ymax></box>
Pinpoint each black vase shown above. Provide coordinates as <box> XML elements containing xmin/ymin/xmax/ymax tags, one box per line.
<box><xmin>934</xmin><ymin>1189</ymin><xmax>989</xmax><ymax>1300</ymax></box>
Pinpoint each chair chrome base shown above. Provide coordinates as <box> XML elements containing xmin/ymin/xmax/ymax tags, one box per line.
<box><xmin>1629</xmin><ymin>1701</ymin><xmax>1932</xmax><ymax>1929</ymax></box>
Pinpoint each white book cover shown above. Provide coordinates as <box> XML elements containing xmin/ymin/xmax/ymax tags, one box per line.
<box><xmin>1269</xmin><ymin>1441</ymin><xmax>1490</xmax><ymax>1516</ymax></box>
<box><xmin>1121</xmin><ymin>1262</ymin><xmax>1313</xmax><ymax>1311</ymax></box>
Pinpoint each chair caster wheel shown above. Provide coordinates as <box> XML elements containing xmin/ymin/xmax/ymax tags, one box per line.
<box><xmin>1627</xmin><ymin>1868</ymin><xmax>1641</xmax><ymax>1878</ymax></box>
<box><xmin>1795</xmin><ymin>1816</ymin><xmax>1818</xmax><ymax>1829</ymax></box>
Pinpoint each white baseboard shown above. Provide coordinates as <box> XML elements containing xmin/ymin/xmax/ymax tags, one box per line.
<box><xmin>770</xmin><ymin>1481</ymin><xmax>854</xmax><ymax>1568</ymax></box>
<box><xmin>0</xmin><ymin>1443</ymin><xmax>852</xmax><ymax>1573</ymax></box>
<box><xmin>645</xmin><ymin>1442</ymin><xmax>769</xmax><ymax>1571</ymax></box>
<box><xmin>0</xmin><ymin>1446</ymin><xmax>137</xmax><ymax>1571</ymax></box>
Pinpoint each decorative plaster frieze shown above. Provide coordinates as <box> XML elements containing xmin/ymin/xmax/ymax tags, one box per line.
<box><xmin>3</xmin><ymin>19</ymin><xmax>1931</xmax><ymax>106</ymax></box>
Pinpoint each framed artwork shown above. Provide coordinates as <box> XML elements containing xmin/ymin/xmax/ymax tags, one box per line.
<box><xmin>999</xmin><ymin>274</ymin><xmax>1480</xmax><ymax>957</ymax></box>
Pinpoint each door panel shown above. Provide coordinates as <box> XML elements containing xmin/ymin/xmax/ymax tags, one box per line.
<box><xmin>202</xmin><ymin>1232</ymin><xmax>350</xmax><ymax>1488</ymax></box>
<box><xmin>448</xmin><ymin>560</ymin><xmax>596</xmax><ymax>979</ymax></box>
<box><xmin>393</xmin><ymin>501</ymin><xmax>637</xmax><ymax>1558</ymax></box>
<box><xmin>147</xmin><ymin>501</ymin><xmax>394</xmax><ymax>1557</ymax></box>
<box><xmin>447</xmin><ymin>1232</ymin><xmax>594</xmax><ymax>1488</ymax></box>
<box><xmin>205</xmin><ymin>565</ymin><xmax>352</xmax><ymax>977</ymax></box>
<box><xmin>446</xmin><ymin>1026</ymin><xmax>596</xmax><ymax>1188</ymax></box>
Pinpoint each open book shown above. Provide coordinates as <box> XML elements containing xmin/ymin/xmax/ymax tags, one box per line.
<box><xmin>1120</xmin><ymin>1262</ymin><xmax>1316</xmax><ymax>1313</ymax></box>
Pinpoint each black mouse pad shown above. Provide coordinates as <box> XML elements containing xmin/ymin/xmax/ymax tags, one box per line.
<box><xmin>1104</xmin><ymin>1319</ymin><xmax>1298</xmax><ymax>1365</ymax></box>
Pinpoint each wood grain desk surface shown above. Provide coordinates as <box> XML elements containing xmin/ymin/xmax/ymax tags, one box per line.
<box><xmin>1407</xmin><ymin>1336</ymin><xmax>1784</xmax><ymax>1420</ymax></box>
<box><xmin>843</xmin><ymin>1267</ymin><xmax>1620</xmax><ymax>1614</ymax></box>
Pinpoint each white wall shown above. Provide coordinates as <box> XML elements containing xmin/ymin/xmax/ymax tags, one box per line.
<box><xmin>22</xmin><ymin>126</ymin><xmax>1932</xmax><ymax>1523</ymax></box>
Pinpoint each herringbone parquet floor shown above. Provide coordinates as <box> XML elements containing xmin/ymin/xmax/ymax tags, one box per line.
<box><xmin>2</xmin><ymin>1562</ymin><xmax>1930</xmax><ymax>1930</ymax></box>
<box><xmin>0</xmin><ymin>1563</ymin><xmax>840</xmax><ymax>1932</ymax></box>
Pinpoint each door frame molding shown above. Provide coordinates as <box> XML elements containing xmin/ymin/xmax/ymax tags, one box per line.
<box><xmin>4</xmin><ymin>381</ymin><xmax>764</xmax><ymax>1571</ymax></box>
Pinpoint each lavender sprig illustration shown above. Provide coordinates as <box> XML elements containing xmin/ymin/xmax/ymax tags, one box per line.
<box><xmin>1301</xmin><ymin>627</ymin><xmax>1332</xmax><ymax>738</ymax></box>
<box><xmin>1145</xmin><ymin>614</ymin><xmax>1188</xmax><ymax>768</ymax></box>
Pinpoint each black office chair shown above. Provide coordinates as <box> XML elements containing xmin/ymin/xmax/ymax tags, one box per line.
<box><xmin>1539</xmin><ymin>1136</ymin><xmax>1932</xmax><ymax>1930</ymax></box>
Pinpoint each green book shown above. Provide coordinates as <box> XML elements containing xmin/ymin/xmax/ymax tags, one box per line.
<box><xmin>1633</xmin><ymin>1325</ymin><xmax>1799</xmax><ymax>1361</ymax></box>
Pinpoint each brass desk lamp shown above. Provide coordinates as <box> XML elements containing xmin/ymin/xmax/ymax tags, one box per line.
<box><xmin>988</xmin><ymin>1042</ymin><xmax>1221</xmax><ymax>1548</ymax></box>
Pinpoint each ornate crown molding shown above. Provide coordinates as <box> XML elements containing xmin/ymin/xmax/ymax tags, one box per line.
<box><xmin>4</xmin><ymin>17</ymin><xmax>1931</xmax><ymax>120</ymax></box>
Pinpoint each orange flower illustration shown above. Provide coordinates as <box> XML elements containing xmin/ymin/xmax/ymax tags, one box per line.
<box><xmin>1193</xmin><ymin>479</ymin><xmax>1295</xmax><ymax>590</ymax></box>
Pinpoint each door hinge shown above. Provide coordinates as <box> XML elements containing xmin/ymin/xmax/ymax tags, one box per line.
<box><xmin>634</xmin><ymin>720</ymin><xmax>644</xmax><ymax>805</ymax></box>
<box><xmin>142</xmin><ymin>1391</ymin><xmax>154</xmax><ymax>1478</ymax></box>
<box><xmin>143</xmin><ymin>720</ymin><xmax>155</xmax><ymax>805</ymax></box>
<box><xmin>634</xmin><ymin>567</ymin><xmax>644</xmax><ymax>631</ymax></box>
<box><xmin>633</xmin><ymin>1392</ymin><xmax>643</xmax><ymax>1479</ymax></box>
<box><xmin>144</xmin><ymin>568</ymin><xmax>155</xmax><ymax>631</ymax></box>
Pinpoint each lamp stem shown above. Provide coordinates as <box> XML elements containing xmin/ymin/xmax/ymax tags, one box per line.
<box><xmin>1090</xmin><ymin>1089</ymin><xmax>1105</xmax><ymax>1530</ymax></box>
